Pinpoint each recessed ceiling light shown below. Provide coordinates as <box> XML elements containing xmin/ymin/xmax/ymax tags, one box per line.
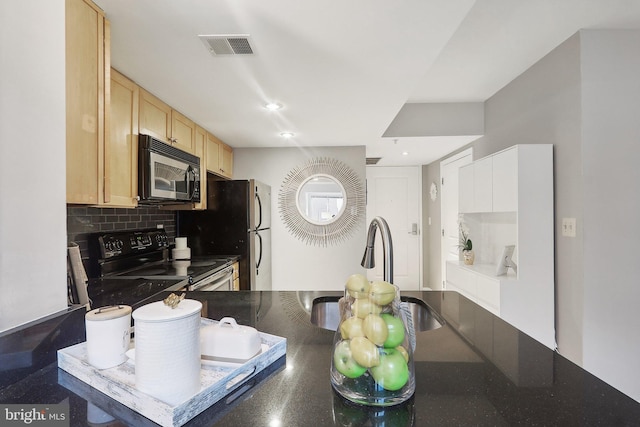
<box><xmin>265</xmin><ymin>102</ymin><xmax>282</xmax><ymax>111</ymax></box>
<box><xmin>402</xmin><ymin>151</ymin><xmax>409</xmax><ymax>156</ymax></box>
<box><xmin>280</xmin><ymin>132</ymin><xmax>295</xmax><ymax>138</ymax></box>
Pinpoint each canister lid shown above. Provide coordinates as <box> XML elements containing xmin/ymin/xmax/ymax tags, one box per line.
<box><xmin>86</xmin><ymin>305</ymin><xmax>132</xmax><ymax>321</ymax></box>
<box><xmin>132</xmin><ymin>299</ymin><xmax>202</xmax><ymax>323</ymax></box>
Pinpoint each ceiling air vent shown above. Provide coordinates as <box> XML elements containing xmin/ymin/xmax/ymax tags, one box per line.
<box><xmin>199</xmin><ymin>34</ymin><xmax>254</xmax><ymax>56</ymax></box>
<box><xmin>366</xmin><ymin>157</ymin><xmax>382</xmax><ymax>165</ymax></box>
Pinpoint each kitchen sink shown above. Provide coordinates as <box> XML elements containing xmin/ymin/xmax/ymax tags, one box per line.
<box><xmin>310</xmin><ymin>296</ymin><xmax>443</xmax><ymax>332</ymax></box>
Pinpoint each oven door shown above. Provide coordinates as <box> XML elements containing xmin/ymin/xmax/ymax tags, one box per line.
<box><xmin>189</xmin><ymin>266</ymin><xmax>234</xmax><ymax>291</ymax></box>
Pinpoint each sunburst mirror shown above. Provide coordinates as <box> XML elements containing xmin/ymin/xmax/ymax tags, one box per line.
<box><xmin>278</xmin><ymin>157</ymin><xmax>365</xmax><ymax>246</ymax></box>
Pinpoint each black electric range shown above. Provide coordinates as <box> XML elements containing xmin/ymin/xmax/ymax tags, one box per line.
<box><xmin>86</xmin><ymin>229</ymin><xmax>236</xmax><ymax>309</ymax></box>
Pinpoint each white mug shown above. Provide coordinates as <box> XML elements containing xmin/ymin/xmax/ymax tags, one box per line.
<box><xmin>85</xmin><ymin>305</ymin><xmax>132</xmax><ymax>369</ymax></box>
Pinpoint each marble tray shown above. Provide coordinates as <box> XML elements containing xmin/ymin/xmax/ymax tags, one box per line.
<box><xmin>57</xmin><ymin>318</ymin><xmax>287</xmax><ymax>427</ymax></box>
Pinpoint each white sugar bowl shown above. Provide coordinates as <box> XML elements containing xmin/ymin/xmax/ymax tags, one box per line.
<box><xmin>132</xmin><ymin>298</ymin><xmax>202</xmax><ymax>406</ymax></box>
<box><xmin>200</xmin><ymin>317</ymin><xmax>262</xmax><ymax>362</ymax></box>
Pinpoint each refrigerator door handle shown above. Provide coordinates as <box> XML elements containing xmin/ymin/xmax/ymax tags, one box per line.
<box><xmin>255</xmin><ymin>192</ymin><xmax>263</xmax><ymax>229</ymax></box>
<box><xmin>256</xmin><ymin>231</ymin><xmax>263</xmax><ymax>274</ymax></box>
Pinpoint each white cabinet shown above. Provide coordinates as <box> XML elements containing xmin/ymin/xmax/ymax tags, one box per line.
<box><xmin>492</xmin><ymin>147</ymin><xmax>518</xmax><ymax>212</ymax></box>
<box><xmin>459</xmin><ymin>146</ymin><xmax>518</xmax><ymax>213</ymax></box>
<box><xmin>458</xmin><ymin>164</ymin><xmax>475</xmax><ymax>213</ymax></box>
<box><xmin>448</xmin><ymin>144</ymin><xmax>555</xmax><ymax>350</ymax></box>
<box><xmin>446</xmin><ymin>262</ymin><xmax>502</xmax><ymax>316</ymax></box>
<box><xmin>474</xmin><ymin>156</ymin><xmax>493</xmax><ymax>212</ymax></box>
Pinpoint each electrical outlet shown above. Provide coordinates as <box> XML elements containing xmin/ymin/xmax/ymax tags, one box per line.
<box><xmin>562</xmin><ymin>218</ymin><xmax>576</xmax><ymax>237</ymax></box>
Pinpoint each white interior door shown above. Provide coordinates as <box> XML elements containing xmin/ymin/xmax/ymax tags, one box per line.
<box><xmin>440</xmin><ymin>149</ymin><xmax>473</xmax><ymax>289</ymax></box>
<box><xmin>365</xmin><ymin>166</ymin><xmax>421</xmax><ymax>290</ymax></box>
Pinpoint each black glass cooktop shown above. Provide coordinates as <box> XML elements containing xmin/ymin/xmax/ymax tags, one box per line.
<box><xmin>110</xmin><ymin>256</ymin><xmax>234</xmax><ymax>281</ymax></box>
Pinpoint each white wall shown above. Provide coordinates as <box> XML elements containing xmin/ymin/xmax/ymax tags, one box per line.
<box><xmin>233</xmin><ymin>146</ymin><xmax>367</xmax><ymax>291</ymax></box>
<box><xmin>424</xmin><ymin>30</ymin><xmax>640</xmax><ymax>402</ymax></box>
<box><xmin>0</xmin><ymin>0</ymin><xmax>68</xmax><ymax>332</ymax></box>
<box><xmin>580</xmin><ymin>30</ymin><xmax>640</xmax><ymax>402</ymax></box>
<box><xmin>481</xmin><ymin>33</ymin><xmax>585</xmax><ymax>364</ymax></box>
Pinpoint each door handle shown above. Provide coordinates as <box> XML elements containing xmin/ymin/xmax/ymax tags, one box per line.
<box><xmin>408</xmin><ymin>223</ymin><xmax>418</xmax><ymax>235</ymax></box>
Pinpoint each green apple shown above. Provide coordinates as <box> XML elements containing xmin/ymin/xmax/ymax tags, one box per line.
<box><xmin>381</xmin><ymin>313</ymin><xmax>405</xmax><ymax>348</ymax></box>
<box><xmin>370</xmin><ymin>348</ymin><xmax>409</xmax><ymax>391</ymax></box>
<box><xmin>350</xmin><ymin>336</ymin><xmax>380</xmax><ymax>368</ymax></box>
<box><xmin>345</xmin><ymin>274</ymin><xmax>370</xmax><ymax>298</ymax></box>
<box><xmin>333</xmin><ymin>340</ymin><xmax>366</xmax><ymax>378</ymax></box>
<box><xmin>340</xmin><ymin>316</ymin><xmax>365</xmax><ymax>340</ymax></box>
<box><xmin>351</xmin><ymin>298</ymin><xmax>382</xmax><ymax>319</ymax></box>
<box><xmin>362</xmin><ymin>313</ymin><xmax>388</xmax><ymax>346</ymax></box>
<box><xmin>369</xmin><ymin>281</ymin><xmax>396</xmax><ymax>306</ymax></box>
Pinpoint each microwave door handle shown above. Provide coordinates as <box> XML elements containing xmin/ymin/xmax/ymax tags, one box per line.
<box><xmin>187</xmin><ymin>166</ymin><xmax>196</xmax><ymax>200</ymax></box>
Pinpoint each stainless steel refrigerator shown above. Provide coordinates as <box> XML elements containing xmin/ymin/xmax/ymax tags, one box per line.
<box><xmin>176</xmin><ymin>177</ymin><xmax>272</xmax><ymax>290</ymax></box>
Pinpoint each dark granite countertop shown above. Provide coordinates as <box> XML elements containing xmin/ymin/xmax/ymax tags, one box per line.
<box><xmin>2</xmin><ymin>290</ymin><xmax>640</xmax><ymax>426</ymax></box>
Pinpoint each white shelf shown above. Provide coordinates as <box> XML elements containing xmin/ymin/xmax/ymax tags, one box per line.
<box><xmin>449</xmin><ymin>144</ymin><xmax>555</xmax><ymax>349</ymax></box>
<box><xmin>449</xmin><ymin>261</ymin><xmax>517</xmax><ymax>281</ymax></box>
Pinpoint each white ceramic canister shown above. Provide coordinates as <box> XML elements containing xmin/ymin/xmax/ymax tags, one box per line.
<box><xmin>85</xmin><ymin>305</ymin><xmax>132</xmax><ymax>370</ymax></box>
<box><xmin>132</xmin><ymin>298</ymin><xmax>202</xmax><ymax>406</ymax></box>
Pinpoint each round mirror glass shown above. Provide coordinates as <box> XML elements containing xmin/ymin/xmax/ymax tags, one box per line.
<box><xmin>295</xmin><ymin>174</ymin><xmax>346</xmax><ymax>225</ymax></box>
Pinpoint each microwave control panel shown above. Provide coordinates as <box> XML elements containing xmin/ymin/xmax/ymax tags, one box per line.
<box><xmin>98</xmin><ymin>230</ymin><xmax>169</xmax><ymax>259</ymax></box>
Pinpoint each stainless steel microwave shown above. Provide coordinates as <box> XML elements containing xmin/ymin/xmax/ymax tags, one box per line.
<box><xmin>138</xmin><ymin>134</ymin><xmax>201</xmax><ymax>204</ymax></box>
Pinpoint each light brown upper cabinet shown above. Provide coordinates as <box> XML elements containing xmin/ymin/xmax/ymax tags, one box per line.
<box><xmin>193</xmin><ymin>126</ymin><xmax>208</xmax><ymax>210</ymax></box>
<box><xmin>220</xmin><ymin>142</ymin><xmax>234</xmax><ymax>178</ymax></box>
<box><xmin>139</xmin><ymin>89</ymin><xmax>195</xmax><ymax>154</ymax></box>
<box><xmin>105</xmin><ymin>69</ymin><xmax>139</xmax><ymax>207</ymax></box>
<box><xmin>66</xmin><ymin>0</ymin><xmax>109</xmax><ymax>204</ymax></box>
<box><xmin>206</xmin><ymin>133</ymin><xmax>234</xmax><ymax>179</ymax></box>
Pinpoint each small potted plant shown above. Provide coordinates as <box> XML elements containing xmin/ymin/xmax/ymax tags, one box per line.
<box><xmin>458</xmin><ymin>216</ymin><xmax>474</xmax><ymax>265</ymax></box>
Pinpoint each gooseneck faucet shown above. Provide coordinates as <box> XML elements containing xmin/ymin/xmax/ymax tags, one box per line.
<box><xmin>361</xmin><ymin>217</ymin><xmax>394</xmax><ymax>284</ymax></box>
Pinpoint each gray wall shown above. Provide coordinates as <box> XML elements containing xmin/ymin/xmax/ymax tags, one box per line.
<box><xmin>424</xmin><ymin>30</ymin><xmax>640</xmax><ymax>402</ymax></box>
<box><xmin>422</xmin><ymin>164</ymin><xmax>441</xmax><ymax>289</ymax></box>
<box><xmin>579</xmin><ymin>30</ymin><xmax>640</xmax><ymax>401</ymax></box>
<box><xmin>233</xmin><ymin>146</ymin><xmax>367</xmax><ymax>291</ymax></box>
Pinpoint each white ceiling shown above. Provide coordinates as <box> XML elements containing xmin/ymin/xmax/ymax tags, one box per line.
<box><xmin>94</xmin><ymin>0</ymin><xmax>640</xmax><ymax>166</ymax></box>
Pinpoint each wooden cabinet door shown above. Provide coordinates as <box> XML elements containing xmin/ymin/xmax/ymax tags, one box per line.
<box><xmin>232</xmin><ymin>261</ymin><xmax>240</xmax><ymax>291</ymax></box>
<box><xmin>139</xmin><ymin>88</ymin><xmax>171</xmax><ymax>143</ymax></box>
<box><xmin>105</xmin><ymin>69</ymin><xmax>138</xmax><ymax>207</ymax></box>
<box><xmin>206</xmin><ymin>133</ymin><xmax>222</xmax><ymax>174</ymax></box>
<box><xmin>171</xmin><ymin>110</ymin><xmax>195</xmax><ymax>154</ymax></box>
<box><xmin>66</xmin><ymin>0</ymin><xmax>106</xmax><ymax>204</ymax></box>
<box><xmin>219</xmin><ymin>142</ymin><xmax>234</xmax><ymax>178</ymax></box>
<box><xmin>193</xmin><ymin>126</ymin><xmax>207</xmax><ymax>210</ymax></box>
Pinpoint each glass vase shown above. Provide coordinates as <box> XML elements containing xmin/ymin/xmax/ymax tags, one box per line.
<box><xmin>330</xmin><ymin>282</ymin><xmax>415</xmax><ymax>406</ymax></box>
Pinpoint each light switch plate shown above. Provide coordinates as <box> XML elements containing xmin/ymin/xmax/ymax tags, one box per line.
<box><xmin>562</xmin><ymin>218</ymin><xmax>576</xmax><ymax>237</ymax></box>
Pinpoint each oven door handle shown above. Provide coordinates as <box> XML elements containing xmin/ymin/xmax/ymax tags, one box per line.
<box><xmin>190</xmin><ymin>266</ymin><xmax>234</xmax><ymax>291</ymax></box>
